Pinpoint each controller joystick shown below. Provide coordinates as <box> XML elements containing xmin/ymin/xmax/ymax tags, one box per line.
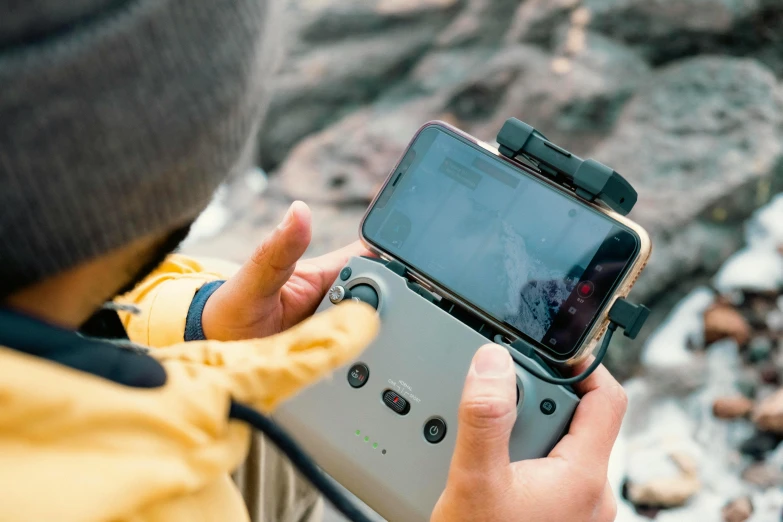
<box><xmin>328</xmin><ymin>283</ymin><xmax>379</xmax><ymax>310</ymax></box>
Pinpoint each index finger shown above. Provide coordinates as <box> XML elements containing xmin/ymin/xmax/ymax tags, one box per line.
<box><xmin>547</xmin><ymin>360</ymin><xmax>627</xmax><ymax>471</ymax></box>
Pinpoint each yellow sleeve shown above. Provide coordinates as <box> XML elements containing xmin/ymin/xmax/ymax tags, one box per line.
<box><xmin>0</xmin><ymin>302</ymin><xmax>379</xmax><ymax>522</ymax></box>
<box><xmin>115</xmin><ymin>254</ymin><xmax>241</xmax><ymax>348</ymax></box>
<box><xmin>152</xmin><ymin>301</ymin><xmax>380</xmax><ymax>413</ymax></box>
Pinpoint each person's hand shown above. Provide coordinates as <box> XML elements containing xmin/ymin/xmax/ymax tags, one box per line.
<box><xmin>431</xmin><ymin>344</ymin><xmax>627</xmax><ymax>522</ymax></box>
<box><xmin>201</xmin><ymin>201</ymin><xmax>372</xmax><ymax>341</ymax></box>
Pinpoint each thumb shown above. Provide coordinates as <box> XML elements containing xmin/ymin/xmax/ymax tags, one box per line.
<box><xmin>450</xmin><ymin>344</ymin><xmax>517</xmax><ymax>478</ymax></box>
<box><xmin>232</xmin><ymin>201</ymin><xmax>312</xmax><ymax>298</ymax></box>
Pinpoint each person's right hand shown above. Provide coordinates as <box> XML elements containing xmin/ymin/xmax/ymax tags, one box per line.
<box><xmin>431</xmin><ymin>344</ymin><xmax>627</xmax><ymax>522</ymax></box>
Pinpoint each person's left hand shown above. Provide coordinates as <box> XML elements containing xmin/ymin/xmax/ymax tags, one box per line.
<box><xmin>201</xmin><ymin>201</ymin><xmax>372</xmax><ymax>341</ymax></box>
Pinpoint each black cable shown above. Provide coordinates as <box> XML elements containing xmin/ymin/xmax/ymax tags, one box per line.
<box><xmin>228</xmin><ymin>402</ymin><xmax>375</xmax><ymax>522</ymax></box>
<box><xmin>494</xmin><ymin>323</ymin><xmax>617</xmax><ymax>386</ymax></box>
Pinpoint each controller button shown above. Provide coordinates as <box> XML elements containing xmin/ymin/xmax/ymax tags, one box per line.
<box><xmin>340</xmin><ymin>267</ymin><xmax>352</xmax><ymax>281</ymax></box>
<box><xmin>329</xmin><ymin>286</ymin><xmax>350</xmax><ymax>304</ymax></box>
<box><xmin>423</xmin><ymin>417</ymin><xmax>447</xmax><ymax>444</ymax></box>
<box><xmin>540</xmin><ymin>399</ymin><xmax>557</xmax><ymax>415</ymax></box>
<box><xmin>382</xmin><ymin>390</ymin><xmax>410</xmax><ymax>415</ymax></box>
<box><xmin>347</xmin><ymin>363</ymin><xmax>370</xmax><ymax>388</ymax></box>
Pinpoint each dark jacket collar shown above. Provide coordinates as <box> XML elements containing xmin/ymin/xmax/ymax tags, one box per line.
<box><xmin>0</xmin><ymin>308</ymin><xmax>166</xmax><ymax>388</ymax></box>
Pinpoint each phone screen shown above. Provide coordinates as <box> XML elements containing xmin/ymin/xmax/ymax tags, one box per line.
<box><xmin>362</xmin><ymin>124</ymin><xmax>640</xmax><ymax>359</ymax></box>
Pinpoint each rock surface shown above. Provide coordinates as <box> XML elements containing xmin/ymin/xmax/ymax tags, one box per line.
<box><xmin>275</xmin><ymin>99</ymin><xmax>443</xmax><ymax>206</ymax></box>
<box><xmin>721</xmin><ymin>496</ymin><xmax>753</xmax><ymax>522</ymax></box>
<box><xmin>704</xmin><ymin>302</ymin><xmax>752</xmax><ymax>347</ymax></box>
<box><xmin>584</xmin><ymin>0</ymin><xmax>783</xmax><ymax>71</ymax></box>
<box><xmin>753</xmin><ymin>389</ymin><xmax>783</xmax><ymax>434</ymax></box>
<box><xmin>592</xmin><ymin>57</ymin><xmax>783</xmax><ymax>303</ymax></box>
<box><xmin>625</xmin><ymin>452</ymin><xmax>701</xmax><ymax>508</ymax></box>
<box><xmin>741</xmin><ymin>462</ymin><xmax>783</xmax><ymax>489</ymax></box>
<box><xmin>712</xmin><ymin>396</ymin><xmax>754</xmax><ymax>420</ymax></box>
<box><xmin>258</xmin><ymin>0</ymin><xmax>462</xmax><ymax>170</ymax></box>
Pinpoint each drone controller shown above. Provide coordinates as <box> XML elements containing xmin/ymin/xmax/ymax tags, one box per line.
<box><xmin>272</xmin><ymin>119</ymin><xmax>648</xmax><ymax>522</ymax></box>
<box><xmin>275</xmin><ymin>255</ymin><xmax>580</xmax><ymax>521</ymax></box>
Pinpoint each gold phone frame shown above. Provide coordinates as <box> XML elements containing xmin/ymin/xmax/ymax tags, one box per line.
<box><xmin>359</xmin><ymin>121</ymin><xmax>652</xmax><ymax>366</ymax></box>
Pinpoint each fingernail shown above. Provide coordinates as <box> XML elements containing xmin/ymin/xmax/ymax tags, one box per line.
<box><xmin>277</xmin><ymin>204</ymin><xmax>295</xmax><ymax>230</ymax></box>
<box><xmin>473</xmin><ymin>344</ymin><xmax>511</xmax><ymax>376</ymax></box>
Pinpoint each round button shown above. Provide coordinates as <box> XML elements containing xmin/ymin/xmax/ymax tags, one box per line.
<box><xmin>577</xmin><ymin>281</ymin><xmax>594</xmax><ymax>298</ymax></box>
<box><xmin>329</xmin><ymin>285</ymin><xmax>350</xmax><ymax>304</ymax></box>
<box><xmin>347</xmin><ymin>363</ymin><xmax>369</xmax><ymax>388</ymax></box>
<box><xmin>423</xmin><ymin>417</ymin><xmax>447</xmax><ymax>444</ymax></box>
<box><xmin>540</xmin><ymin>399</ymin><xmax>557</xmax><ymax>415</ymax></box>
<box><xmin>340</xmin><ymin>267</ymin><xmax>352</xmax><ymax>281</ymax></box>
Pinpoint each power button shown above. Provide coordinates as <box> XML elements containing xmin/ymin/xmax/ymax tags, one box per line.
<box><xmin>423</xmin><ymin>417</ymin><xmax>447</xmax><ymax>444</ymax></box>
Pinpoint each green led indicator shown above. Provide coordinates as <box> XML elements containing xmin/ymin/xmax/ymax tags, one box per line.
<box><xmin>355</xmin><ymin>430</ymin><xmax>361</xmax><ymax>436</ymax></box>
<box><xmin>372</xmin><ymin>443</ymin><xmax>378</xmax><ymax>449</ymax></box>
<box><xmin>364</xmin><ymin>436</ymin><xmax>370</xmax><ymax>442</ymax></box>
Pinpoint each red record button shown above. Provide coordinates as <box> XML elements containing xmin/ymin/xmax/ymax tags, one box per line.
<box><xmin>577</xmin><ymin>281</ymin><xmax>594</xmax><ymax>298</ymax></box>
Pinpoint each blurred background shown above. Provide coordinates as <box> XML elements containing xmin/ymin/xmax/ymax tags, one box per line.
<box><xmin>181</xmin><ymin>1</ymin><xmax>783</xmax><ymax>520</ymax></box>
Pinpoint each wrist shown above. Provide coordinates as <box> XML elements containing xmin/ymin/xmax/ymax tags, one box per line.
<box><xmin>184</xmin><ymin>280</ymin><xmax>225</xmax><ymax>341</ymax></box>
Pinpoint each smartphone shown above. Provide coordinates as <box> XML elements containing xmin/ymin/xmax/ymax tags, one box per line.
<box><xmin>361</xmin><ymin>122</ymin><xmax>651</xmax><ymax>363</ymax></box>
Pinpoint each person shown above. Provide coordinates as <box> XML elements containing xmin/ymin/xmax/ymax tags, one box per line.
<box><xmin>0</xmin><ymin>1</ymin><xmax>627</xmax><ymax>521</ymax></box>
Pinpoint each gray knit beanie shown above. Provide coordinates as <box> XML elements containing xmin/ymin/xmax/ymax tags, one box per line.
<box><xmin>0</xmin><ymin>0</ymin><xmax>280</xmax><ymax>297</ymax></box>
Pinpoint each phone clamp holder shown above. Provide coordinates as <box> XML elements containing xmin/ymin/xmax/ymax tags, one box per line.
<box><xmin>496</xmin><ymin>118</ymin><xmax>637</xmax><ymax>216</ymax></box>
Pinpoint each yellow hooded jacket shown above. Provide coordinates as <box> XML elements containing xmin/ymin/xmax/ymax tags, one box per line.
<box><xmin>0</xmin><ymin>255</ymin><xmax>379</xmax><ymax>522</ymax></box>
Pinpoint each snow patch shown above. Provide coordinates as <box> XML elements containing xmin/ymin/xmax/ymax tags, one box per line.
<box><xmin>244</xmin><ymin>166</ymin><xmax>268</xmax><ymax>194</ymax></box>
<box><xmin>713</xmin><ymin>247</ymin><xmax>783</xmax><ymax>293</ymax></box>
<box><xmin>641</xmin><ymin>287</ymin><xmax>714</xmax><ymax>370</ymax></box>
<box><xmin>746</xmin><ymin>193</ymin><xmax>783</xmax><ymax>249</ymax></box>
